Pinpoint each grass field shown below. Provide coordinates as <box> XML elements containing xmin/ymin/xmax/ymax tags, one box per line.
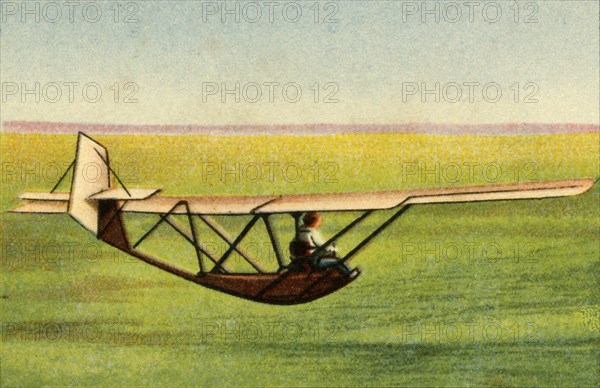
<box><xmin>1</xmin><ymin>132</ymin><xmax>599</xmax><ymax>386</ymax></box>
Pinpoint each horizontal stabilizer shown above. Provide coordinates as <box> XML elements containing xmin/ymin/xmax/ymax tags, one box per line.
<box><xmin>18</xmin><ymin>192</ymin><xmax>70</xmax><ymax>201</ymax></box>
<box><xmin>88</xmin><ymin>188</ymin><xmax>160</xmax><ymax>200</ymax></box>
<box><xmin>11</xmin><ymin>201</ymin><xmax>69</xmax><ymax>214</ymax></box>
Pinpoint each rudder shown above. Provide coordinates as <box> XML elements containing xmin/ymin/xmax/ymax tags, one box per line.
<box><xmin>67</xmin><ymin>132</ymin><xmax>113</xmax><ymax>235</ymax></box>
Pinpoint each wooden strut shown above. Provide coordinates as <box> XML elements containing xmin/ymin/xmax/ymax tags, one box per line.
<box><xmin>198</xmin><ymin>215</ymin><xmax>266</xmax><ymax>273</ymax></box>
<box><xmin>310</xmin><ymin>210</ymin><xmax>373</xmax><ymax>258</ymax></box>
<box><xmin>161</xmin><ymin>216</ymin><xmax>224</xmax><ymax>273</ymax></box>
<box><xmin>210</xmin><ymin>215</ymin><xmax>261</xmax><ymax>273</ymax></box>
<box><xmin>262</xmin><ymin>215</ymin><xmax>284</xmax><ymax>269</ymax></box>
<box><xmin>341</xmin><ymin>205</ymin><xmax>411</xmax><ymax>263</ymax></box>
<box><xmin>132</xmin><ymin>200</ymin><xmax>205</xmax><ymax>273</ymax></box>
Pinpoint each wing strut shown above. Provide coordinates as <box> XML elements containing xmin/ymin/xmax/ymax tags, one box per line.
<box><xmin>341</xmin><ymin>205</ymin><xmax>411</xmax><ymax>263</ymax></box>
<box><xmin>310</xmin><ymin>210</ymin><xmax>374</xmax><ymax>258</ymax></box>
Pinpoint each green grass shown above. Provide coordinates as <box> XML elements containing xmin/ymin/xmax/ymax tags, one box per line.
<box><xmin>1</xmin><ymin>132</ymin><xmax>599</xmax><ymax>386</ymax></box>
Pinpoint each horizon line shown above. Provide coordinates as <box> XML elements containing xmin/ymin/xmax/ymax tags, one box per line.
<box><xmin>2</xmin><ymin>121</ymin><xmax>599</xmax><ymax>136</ymax></box>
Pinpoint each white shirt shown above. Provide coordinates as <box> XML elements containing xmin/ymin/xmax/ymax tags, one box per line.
<box><xmin>296</xmin><ymin>227</ymin><xmax>337</xmax><ymax>256</ymax></box>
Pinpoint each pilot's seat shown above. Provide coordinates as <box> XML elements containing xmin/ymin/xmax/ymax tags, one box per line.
<box><xmin>287</xmin><ymin>240</ymin><xmax>315</xmax><ymax>272</ymax></box>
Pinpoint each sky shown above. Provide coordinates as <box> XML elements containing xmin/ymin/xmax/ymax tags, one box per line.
<box><xmin>1</xmin><ymin>0</ymin><xmax>598</xmax><ymax>126</ymax></box>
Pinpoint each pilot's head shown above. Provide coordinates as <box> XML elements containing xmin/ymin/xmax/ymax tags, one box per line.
<box><xmin>303</xmin><ymin>212</ymin><xmax>322</xmax><ymax>228</ymax></box>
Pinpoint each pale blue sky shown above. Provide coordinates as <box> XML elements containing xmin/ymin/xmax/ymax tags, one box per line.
<box><xmin>1</xmin><ymin>1</ymin><xmax>598</xmax><ymax>125</ymax></box>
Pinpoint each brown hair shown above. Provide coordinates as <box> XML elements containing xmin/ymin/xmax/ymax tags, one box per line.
<box><xmin>302</xmin><ymin>212</ymin><xmax>322</xmax><ymax>227</ymax></box>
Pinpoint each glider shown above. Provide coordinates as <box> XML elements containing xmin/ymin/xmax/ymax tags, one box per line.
<box><xmin>11</xmin><ymin>133</ymin><xmax>595</xmax><ymax>304</ymax></box>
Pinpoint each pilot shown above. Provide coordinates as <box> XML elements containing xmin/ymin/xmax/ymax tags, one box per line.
<box><xmin>289</xmin><ymin>212</ymin><xmax>352</xmax><ymax>274</ymax></box>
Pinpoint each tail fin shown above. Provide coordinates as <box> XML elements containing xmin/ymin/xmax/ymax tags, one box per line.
<box><xmin>67</xmin><ymin>133</ymin><xmax>113</xmax><ymax>234</ymax></box>
<box><xmin>12</xmin><ymin>132</ymin><xmax>159</xmax><ymax>243</ymax></box>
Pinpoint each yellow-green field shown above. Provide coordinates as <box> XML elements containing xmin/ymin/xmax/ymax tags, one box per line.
<box><xmin>1</xmin><ymin>132</ymin><xmax>599</xmax><ymax>386</ymax></box>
